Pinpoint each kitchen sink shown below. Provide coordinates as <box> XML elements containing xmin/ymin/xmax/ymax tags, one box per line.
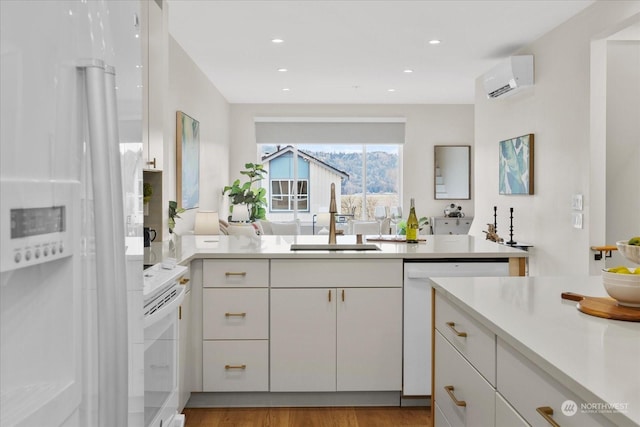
<box><xmin>290</xmin><ymin>244</ymin><xmax>381</xmax><ymax>251</ymax></box>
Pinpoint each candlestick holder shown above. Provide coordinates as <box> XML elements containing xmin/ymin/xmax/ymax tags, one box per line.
<box><xmin>507</xmin><ymin>207</ymin><xmax>516</xmax><ymax>245</ymax></box>
<box><xmin>493</xmin><ymin>206</ymin><xmax>498</xmax><ymax>233</ymax></box>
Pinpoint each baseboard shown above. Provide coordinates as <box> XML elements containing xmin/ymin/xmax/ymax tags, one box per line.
<box><xmin>400</xmin><ymin>395</ymin><xmax>431</xmax><ymax>407</ymax></box>
<box><xmin>186</xmin><ymin>391</ymin><xmax>402</xmax><ymax>408</ymax></box>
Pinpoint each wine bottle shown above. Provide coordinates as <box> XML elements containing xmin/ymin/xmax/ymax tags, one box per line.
<box><xmin>406</xmin><ymin>198</ymin><xmax>419</xmax><ymax>243</ymax></box>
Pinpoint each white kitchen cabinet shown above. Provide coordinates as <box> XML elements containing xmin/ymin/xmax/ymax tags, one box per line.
<box><xmin>336</xmin><ymin>287</ymin><xmax>402</xmax><ymax>391</ymax></box>
<box><xmin>141</xmin><ymin>0</ymin><xmax>165</xmax><ymax>171</ymax></box>
<box><xmin>271</xmin><ymin>287</ymin><xmax>401</xmax><ymax>392</ymax></box>
<box><xmin>270</xmin><ymin>260</ymin><xmax>402</xmax><ymax>393</ymax></box>
<box><xmin>177</xmin><ymin>267</ymin><xmax>191</xmax><ymax>412</ymax></box>
<box><xmin>201</xmin><ymin>259</ymin><xmax>269</xmax><ymax>392</ymax></box>
<box><xmin>270</xmin><ymin>288</ymin><xmax>337</xmax><ymax>392</ymax></box>
<box><xmin>433</xmin><ymin>286</ymin><xmax>618</xmax><ymax>427</ymax></box>
<box><xmin>495</xmin><ymin>392</ymin><xmax>528</xmax><ymax>427</ymax></box>
<box><xmin>202</xmin><ymin>340</ymin><xmax>269</xmax><ymax>392</ymax></box>
<box><xmin>497</xmin><ymin>337</ymin><xmax>616</xmax><ymax>427</ymax></box>
<box><xmin>434</xmin><ymin>332</ymin><xmax>495</xmax><ymax>427</ymax></box>
<box><xmin>432</xmin><ymin>217</ymin><xmax>473</xmax><ymax>235</ymax></box>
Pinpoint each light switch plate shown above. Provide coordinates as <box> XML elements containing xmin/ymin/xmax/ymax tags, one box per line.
<box><xmin>572</xmin><ymin>194</ymin><xmax>583</xmax><ymax>211</ymax></box>
<box><xmin>572</xmin><ymin>212</ymin><xmax>583</xmax><ymax>229</ymax></box>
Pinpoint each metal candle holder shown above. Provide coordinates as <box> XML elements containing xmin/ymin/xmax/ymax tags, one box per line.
<box><xmin>507</xmin><ymin>207</ymin><xmax>516</xmax><ymax>245</ymax></box>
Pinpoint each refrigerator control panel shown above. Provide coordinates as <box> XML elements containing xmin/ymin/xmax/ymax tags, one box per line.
<box><xmin>1</xmin><ymin>179</ymin><xmax>78</xmax><ymax>272</ymax></box>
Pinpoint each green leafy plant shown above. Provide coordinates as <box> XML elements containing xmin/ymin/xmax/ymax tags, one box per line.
<box><xmin>143</xmin><ymin>182</ymin><xmax>153</xmax><ymax>204</ymax></box>
<box><xmin>168</xmin><ymin>200</ymin><xmax>185</xmax><ymax>234</ymax></box>
<box><xmin>222</xmin><ymin>162</ymin><xmax>268</xmax><ymax>222</ymax></box>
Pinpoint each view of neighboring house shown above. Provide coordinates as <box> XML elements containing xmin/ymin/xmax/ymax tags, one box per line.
<box><xmin>261</xmin><ymin>145</ymin><xmax>349</xmax><ymax>222</ymax></box>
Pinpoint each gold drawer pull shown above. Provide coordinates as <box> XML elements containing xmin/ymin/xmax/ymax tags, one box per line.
<box><xmin>224</xmin><ymin>364</ymin><xmax>247</xmax><ymax>370</ymax></box>
<box><xmin>179</xmin><ymin>277</ymin><xmax>190</xmax><ymax>285</ymax></box>
<box><xmin>446</xmin><ymin>321</ymin><xmax>468</xmax><ymax>337</ymax></box>
<box><xmin>225</xmin><ymin>272</ymin><xmax>247</xmax><ymax>277</ymax></box>
<box><xmin>328</xmin><ymin>289</ymin><xmax>332</xmax><ymax>302</ymax></box>
<box><xmin>444</xmin><ymin>385</ymin><xmax>466</xmax><ymax>407</ymax></box>
<box><xmin>225</xmin><ymin>312</ymin><xmax>247</xmax><ymax>317</ymax></box>
<box><xmin>536</xmin><ymin>406</ymin><xmax>560</xmax><ymax>427</ymax></box>
<box><xmin>342</xmin><ymin>289</ymin><xmax>345</xmax><ymax>302</ymax></box>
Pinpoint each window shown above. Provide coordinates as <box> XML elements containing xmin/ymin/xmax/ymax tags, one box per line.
<box><xmin>270</xmin><ymin>179</ymin><xmax>309</xmax><ymax>212</ymax></box>
<box><xmin>259</xmin><ymin>144</ymin><xmax>401</xmax><ymax>221</ymax></box>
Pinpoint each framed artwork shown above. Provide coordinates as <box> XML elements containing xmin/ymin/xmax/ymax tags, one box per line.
<box><xmin>176</xmin><ymin>111</ymin><xmax>200</xmax><ymax>209</ymax></box>
<box><xmin>499</xmin><ymin>134</ymin><xmax>534</xmax><ymax>195</ymax></box>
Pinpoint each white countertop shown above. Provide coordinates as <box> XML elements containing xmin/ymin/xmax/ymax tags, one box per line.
<box><xmin>145</xmin><ymin>234</ymin><xmax>528</xmax><ymax>266</ymax></box>
<box><xmin>430</xmin><ymin>275</ymin><xmax>640</xmax><ymax>426</ymax></box>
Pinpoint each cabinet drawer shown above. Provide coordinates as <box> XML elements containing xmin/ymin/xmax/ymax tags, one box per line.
<box><xmin>203</xmin><ymin>340</ymin><xmax>268</xmax><ymax>392</ymax></box>
<box><xmin>203</xmin><ymin>259</ymin><xmax>269</xmax><ymax>287</ymax></box>
<box><xmin>434</xmin><ymin>331</ymin><xmax>495</xmax><ymax>427</ymax></box>
<box><xmin>203</xmin><ymin>289</ymin><xmax>268</xmax><ymax>340</ymax></box>
<box><xmin>497</xmin><ymin>338</ymin><xmax>616</xmax><ymax>427</ymax></box>
<box><xmin>495</xmin><ymin>392</ymin><xmax>528</xmax><ymax>427</ymax></box>
<box><xmin>435</xmin><ymin>293</ymin><xmax>496</xmax><ymax>386</ymax></box>
<box><xmin>271</xmin><ymin>259</ymin><xmax>402</xmax><ymax>287</ymax></box>
<box><xmin>434</xmin><ymin>401</ymin><xmax>453</xmax><ymax>427</ymax></box>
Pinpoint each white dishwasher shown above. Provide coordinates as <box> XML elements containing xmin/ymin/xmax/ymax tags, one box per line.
<box><xmin>403</xmin><ymin>260</ymin><xmax>510</xmax><ymax>397</ymax></box>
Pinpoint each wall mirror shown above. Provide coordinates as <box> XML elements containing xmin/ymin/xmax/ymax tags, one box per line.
<box><xmin>434</xmin><ymin>145</ymin><xmax>471</xmax><ymax>200</ymax></box>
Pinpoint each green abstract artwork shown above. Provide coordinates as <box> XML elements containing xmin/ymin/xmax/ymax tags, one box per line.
<box><xmin>499</xmin><ymin>134</ymin><xmax>534</xmax><ymax>195</ymax></box>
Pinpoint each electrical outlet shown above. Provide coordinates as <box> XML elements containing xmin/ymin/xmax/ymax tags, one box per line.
<box><xmin>572</xmin><ymin>194</ymin><xmax>583</xmax><ymax>211</ymax></box>
<box><xmin>572</xmin><ymin>212</ymin><xmax>583</xmax><ymax>229</ymax></box>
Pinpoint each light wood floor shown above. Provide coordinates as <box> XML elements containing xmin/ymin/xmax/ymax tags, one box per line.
<box><xmin>183</xmin><ymin>406</ymin><xmax>431</xmax><ymax>427</ymax></box>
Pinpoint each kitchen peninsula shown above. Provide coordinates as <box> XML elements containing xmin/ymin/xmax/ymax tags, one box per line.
<box><xmin>430</xmin><ymin>275</ymin><xmax>640</xmax><ymax>427</ymax></box>
<box><xmin>148</xmin><ymin>234</ymin><xmax>528</xmax><ymax>409</ymax></box>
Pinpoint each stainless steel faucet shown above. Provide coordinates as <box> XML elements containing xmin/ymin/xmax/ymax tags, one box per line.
<box><xmin>329</xmin><ymin>183</ymin><xmax>337</xmax><ymax>244</ymax></box>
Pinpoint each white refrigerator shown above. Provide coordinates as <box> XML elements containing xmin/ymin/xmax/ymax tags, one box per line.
<box><xmin>1</xmin><ymin>1</ymin><xmax>144</xmax><ymax>426</ymax></box>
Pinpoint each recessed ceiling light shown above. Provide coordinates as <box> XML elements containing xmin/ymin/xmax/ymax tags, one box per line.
<box><xmin>282</xmin><ymin>88</ymin><xmax>290</xmax><ymax>92</ymax></box>
<box><xmin>404</xmin><ymin>69</ymin><xmax>414</xmax><ymax>73</ymax></box>
<box><xmin>429</xmin><ymin>39</ymin><xmax>441</xmax><ymax>45</ymax></box>
<box><xmin>271</xmin><ymin>38</ymin><xmax>284</xmax><ymax>44</ymax></box>
<box><xmin>388</xmin><ymin>89</ymin><xmax>396</xmax><ymax>92</ymax></box>
<box><xmin>277</xmin><ymin>68</ymin><xmax>288</xmax><ymax>72</ymax></box>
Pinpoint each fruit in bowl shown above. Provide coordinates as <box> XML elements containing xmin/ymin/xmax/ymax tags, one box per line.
<box><xmin>602</xmin><ymin>267</ymin><xmax>640</xmax><ymax>307</ymax></box>
<box><xmin>616</xmin><ymin>238</ymin><xmax>640</xmax><ymax>265</ymax></box>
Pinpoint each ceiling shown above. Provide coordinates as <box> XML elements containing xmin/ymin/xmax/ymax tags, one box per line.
<box><xmin>167</xmin><ymin>0</ymin><xmax>596</xmax><ymax>104</ymax></box>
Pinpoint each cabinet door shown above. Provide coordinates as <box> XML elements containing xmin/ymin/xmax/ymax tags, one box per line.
<box><xmin>337</xmin><ymin>288</ymin><xmax>402</xmax><ymax>391</ymax></box>
<box><xmin>270</xmin><ymin>288</ymin><xmax>336</xmax><ymax>392</ymax></box>
<box><xmin>178</xmin><ymin>289</ymin><xmax>191</xmax><ymax>412</ymax></box>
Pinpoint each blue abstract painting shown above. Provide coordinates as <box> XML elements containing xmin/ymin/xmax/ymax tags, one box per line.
<box><xmin>499</xmin><ymin>134</ymin><xmax>534</xmax><ymax>195</ymax></box>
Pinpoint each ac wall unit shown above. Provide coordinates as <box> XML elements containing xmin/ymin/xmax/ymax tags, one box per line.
<box><xmin>483</xmin><ymin>55</ymin><xmax>534</xmax><ymax>99</ymax></box>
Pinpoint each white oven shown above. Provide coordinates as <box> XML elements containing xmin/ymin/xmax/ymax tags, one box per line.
<box><xmin>143</xmin><ymin>264</ymin><xmax>187</xmax><ymax>427</ymax></box>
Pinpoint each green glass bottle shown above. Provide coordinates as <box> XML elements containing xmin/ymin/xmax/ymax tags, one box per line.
<box><xmin>406</xmin><ymin>198</ymin><xmax>419</xmax><ymax>243</ymax></box>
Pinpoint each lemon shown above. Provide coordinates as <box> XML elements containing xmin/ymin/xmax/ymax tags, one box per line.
<box><xmin>634</xmin><ymin>268</ymin><xmax>640</xmax><ymax>275</ymax></box>
<box><xmin>609</xmin><ymin>266</ymin><xmax>631</xmax><ymax>274</ymax></box>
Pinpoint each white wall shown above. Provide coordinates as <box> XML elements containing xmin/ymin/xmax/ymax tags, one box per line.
<box><xmin>229</xmin><ymin>104</ymin><xmax>474</xmax><ymax>222</ymax></box>
<box><xmin>165</xmin><ymin>35</ymin><xmax>230</xmax><ymax>237</ymax></box>
<box><xmin>606</xmin><ymin>40</ymin><xmax>640</xmax><ymax>267</ymax></box>
<box><xmin>472</xmin><ymin>2</ymin><xmax>640</xmax><ymax>276</ymax></box>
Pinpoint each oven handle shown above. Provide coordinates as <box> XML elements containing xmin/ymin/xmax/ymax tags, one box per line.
<box><xmin>144</xmin><ymin>285</ymin><xmax>186</xmax><ymax>328</ymax></box>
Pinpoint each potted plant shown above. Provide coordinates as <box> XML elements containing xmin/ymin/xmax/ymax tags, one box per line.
<box><xmin>222</xmin><ymin>162</ymin><xmax>268</xmax><ymax>222</ymax></box>
<box><xmin>143</xmin><ymin>182</ymin><xmax>153</xmax><ymax>215</ymax></box>
<box><xmin>168</xmin><ymin>200</ymin><xmax>185</xmax><ymax>234</ymax></box>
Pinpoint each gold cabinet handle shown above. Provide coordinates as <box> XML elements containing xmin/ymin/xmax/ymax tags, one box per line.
<box><xmin>342</xmin><ymin>289</ymin><xmax>345</xmax><ymax>302</ymax></box>
<box><xmin>328</xmin><ymin>289</ymin><xmax>332</xmax><ymax>302</ymax></box>
<box><xmin>444</xmin><ymin>385</ymin><xmax>466</xmax><ymax>407</ymax></box>
<box><xmin>224</xmin><ymin>364</ymin><xmax>246</xmax><ymax>370</ymax></box>
<box><xmin>179</xmin><ymin>305</ymin><xmax>182</xmax><ymax>320</ymax></box>
<box><xmin>147</xmin><ymin>157</ymin><xmax>156</xmax><ymax>168</ymax></box>
<box><xmin>225</xmin><ymin>272</ymin><xmax>247</xmax><ymax>277</ymax></box>
<box><xmin>536</xmin><ymin>407</ymin><xmax>560</xmax><ymax>427</ymax></box>
<box><xmin>225</xmin><ymin>312</ymin><xmax>247</xmax><ymax>317</ymax></box>
<box><xmin>179</xmin><ymin>277</ymin><xmax>190</xmax><ymax>285</ymax></box>
<box><xmin>446</xmin><ymin>321</ymin><xmax>468</xmax><ymax>337</ymax></box>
